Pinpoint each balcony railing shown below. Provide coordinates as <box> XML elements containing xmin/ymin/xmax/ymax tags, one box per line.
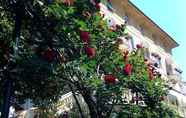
<box><xmin>167</xmin><ymin>103</ymin><xmax>186</xmax><ymax>118</ymax></box>
<box><xmin>168</xmin><ymin>74</ymin><xmax>182</xmax><ymax>81</ymax></box>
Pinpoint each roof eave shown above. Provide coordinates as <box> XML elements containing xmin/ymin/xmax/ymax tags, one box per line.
<box><xmin>128</xmin><ymin>0</ymin><xmax>179</xmax><ymax>48</ymax></box>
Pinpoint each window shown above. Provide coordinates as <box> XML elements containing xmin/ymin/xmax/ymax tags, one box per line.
<box><xmin>175</xmin><ymin>99</ymin><xmax>179</xmax><ymax>106</ymax></box>
<box><xmin>175</xmin><ymin>68</ymin><xmax>183</xmax><ymax>74</ymax></box>
<box><xmin>151</xmin><ymin>53</ymin><xmax>161</xmax><ymax>68</ymax></box>
<box><xmin>139</xmin><ymin>26</ymin><xmax>144</xmax><ymax>35</ymax></box>
<box><xmin>128</xmin><ymin>37</ymin><xmax>134</xmax><ymax>51</ymax></box>
<box><xmin>106</xmin><ymin>1</ymin><xmax>114</xmax><ymax>12</ymax></box>
<box><xmin>107</xmin><ymin>18</ymin><xmax>116</xmax><ymax>30</ymax></box>
<box><xmin>125</xmin><ymin>36</ymin><xmax>134</xmax><ymax>51</ymax></box>
<box><xmin>144</xmin><ymin>48</ymin><xmax>150</xmax><ymax>59</ymax></box>
<box><xmin>171</xmin><ymin>101</ymin><xmax>175</xmax><ymax>105</ymax></box>
<box><xmin>166</xmin><ymin>61</ymin><xmax>173</xmax><ymax>75</ymax></box>
<box><xmin>123</xmin><ymin>15</ymin><xmax>129</xmax><ymax>24</ymax></box>
<box><xmin>157</xmin><ymin>58</ymin><xmax>161</xmax><ymax>68</ymax></box>
<box><xmin>117</xmin><ymin>35</ymin><xmax>134</xmax><ymax>52</ymax></box>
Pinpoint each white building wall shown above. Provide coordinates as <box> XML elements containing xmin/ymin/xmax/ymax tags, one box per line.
<box><xmin>100</xmin><ymin>3</ymin><xmax>172</xmax><ymax>79</ymax></box>
<box><xmin>100</xmin><ymin>3</ymin><xmax>185</xmax><ymax>117</ymax></box>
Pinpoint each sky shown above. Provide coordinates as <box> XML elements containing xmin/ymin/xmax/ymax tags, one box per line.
<box><xmin>130</xmin><ymin>0</ymin><xmax>186</xmax><ymax>81</ymax></box>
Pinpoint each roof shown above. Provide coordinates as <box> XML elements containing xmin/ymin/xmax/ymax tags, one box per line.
<box><xmin>128</xmin><ymin>0</ymin><xmax>179</xmax><ymax>48</ymax></box>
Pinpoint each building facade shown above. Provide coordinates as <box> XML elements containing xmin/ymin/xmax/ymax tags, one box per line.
<box><xmin>100</xmin><ymin>0</ymin><xmax>185</xmax><ymax>117</ymax></box>
<box><xmin>101</xmin><ymin>0</ymin><xmax>181</xmax><ymax>80</ymax></box>
<box><xmin>15</xmin><ymin>0</ymin><xmax>185</xmax><ymax>117</ymax></box>
<box><xmin>167</xmin><ymin>80</ymin><xmax>186</xmax><ymax>117</ymax></box>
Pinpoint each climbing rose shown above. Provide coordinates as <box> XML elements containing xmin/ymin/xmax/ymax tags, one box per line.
<box><xmin>123</xmin><ymin>63</ymin><xmax>132</xmax><ymax>75</ymax></box>
<box><xmin>144</xmin><ymin>58</ymin><xmax>149</xmax><ymax>65</ymax></box>
<box><xmin>104</xmin><ymin>74</ymin><xmax>116</xmax><ymax>84</ymax></box>
<box><xmin>95</xmin><ymin>3</ymin><xmax>101</xmax><ymax>10</ymax></box>
<box><xmin>147</xmin><ymin>66</ymin><xmax>153</xmax><ymax>80</ymax></box>
<box><xmin>123</xmin><ymin>50</ymin><xmax>129</xmax><ymax>62</ymax></box>
<box><xmin>42</xmin><ymin>48</ymin><xmax>55</xmax><ymax>62</ymax></box>
<box><xmin>144</xmin><ymin>58</ymin><xmax>148</xmax><ymax>62</ymax></box>
<box><xmin>115</xmin><ymin>24</ymin><xmax>121</xmax><ymax>30</ymax></box>
<box><xmin>84</xmin><ymin>47</ymin><xmax>95</xmax><ymax>58</ymax></box>
<box><xmin>80</xmin><ymin>30</ymin><xmax>89</xmax><ymax>44</ymax></box>
<box><xmin>62</xmin><ymin>0</ymin><xmax>74</xmax><ymax>6</ymax></box>
<box><xmin>160</xmin><ymin>96</ymin><xmax>165</xmax><ymax>101</ymax></box>
<box><xmin>136</xmin><ymin>44</ymin><xmax>142</xmax><ymax>49</ymax></box>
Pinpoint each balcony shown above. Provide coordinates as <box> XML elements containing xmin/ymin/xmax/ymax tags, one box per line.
<box><xmin>168</xmin><ymin>75</ymin><xmax>182</xmax><ymax>81</ymax></box>
<box><xmin>167</xmin><ymin>103</ymin><xmax>186</xmax><ymax>118</ymax></box>
<box><xmin>166</xmin><ymin>77</ymin><xmax>186</xmax><ymax>117</ymax></box>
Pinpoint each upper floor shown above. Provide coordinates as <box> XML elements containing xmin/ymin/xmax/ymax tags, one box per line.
<box><xmin>100</xmin><ymin>0</ymin><xmax>182</xmax><ymax>80</ymax></box>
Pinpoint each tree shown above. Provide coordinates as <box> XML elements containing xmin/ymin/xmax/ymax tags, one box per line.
<box><xmin>0</xmin><ymin>0</ymin><xmax>178</xmax><ymax>118</ymax></box>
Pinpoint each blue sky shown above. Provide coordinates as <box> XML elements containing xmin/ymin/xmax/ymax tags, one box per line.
<box><xmin>130</xmin><ymin>0</ymin><xmax>186</xmax><ymax>81</ymax></box>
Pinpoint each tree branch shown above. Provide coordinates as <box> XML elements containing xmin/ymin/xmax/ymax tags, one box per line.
<box><xmin>68</xmin><ymin>83</ymin><xmax>85</xmax><ymax>118</ymax></box>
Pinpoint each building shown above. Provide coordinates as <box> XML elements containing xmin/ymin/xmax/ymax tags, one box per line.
<box><xmin>101</xmin><ymin>0</ymin><xmax>185</xmax><ymax>117</ymax></box>
<box><xmin>101</xmin><ymin>0</ymin><xmax>182</xmax><ymax>80</ymax></box>
<box><xmin>167</xmin><ymin>80</ymin><xmax>186</xmax><ymax>117</ymax></box>
<box><xmin>15</xmin><ymin>0</ymin><xmax>185</xmax><ymax>117</ymax></box>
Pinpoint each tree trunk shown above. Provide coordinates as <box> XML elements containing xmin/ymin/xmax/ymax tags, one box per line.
<box><xmin>81</xmin><ymin>90</ymin><xmax>101</xmax><ymax>118</ymax></box>
<box><xmin>136</xmin><ymin>92</ymin><xmax>139</xmax><ymax>105</ymax></box>
<box><xmin>1</xmin><ymin>79</ymin><xmax>12</xmax><ymax>118</ymax></box>
<box><xmin>68</xmin><ymin>84</ymin><xmax>85</xmax><ymax>118</ymax></box>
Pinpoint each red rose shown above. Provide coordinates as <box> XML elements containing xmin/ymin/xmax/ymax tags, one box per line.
<box><xmin>136</xmin><ymin>44</ymin><xmax>142</xmax><ymax>49</ymax></box>
<box><xmin>63</xmin><ymin>0</ymin><xmax>74</xmax><ymax>6</ymax></box>
<box><xmin>104</xmin><ymin>74</ymin><xmax>116</xmax><ymax>84</ymax></box>
<box><xmin>144</xmin><ymin>58</ymin><xmax>148</xmax><ymax>62</ymax></box>
<box><xmin>80</xmin><ymin>31</ymin><xmax>89</xmax><ymax>44</ymax></box>
<box><xmin>147</xmin><ymin>67</ymin><xmax>153</xmax><ymax>80</ymax></box>
<box><xmin>115</xmin><ymin>24</ymin><xmax>121</xmax><ymax>29</ymax></box>
<box><xmin>147</xmin><ymin>63</ymin><xmax>151</xmax><ymax>67</ymax></box>
<box><xmin>144</xmin><ymin>58</ymin><xmax>149</xmax><ymax>65</ymax></box>
<box><xmin>84</xmin><ymin>47</ymin><xmax>95</xmax><ymax>58</ymax></box>
<box><xmin>123</xmin><ymin>51</ymin><xmax>129</xmax><ymax>62</ymax></box>
<box><xmin>160</xmin><ymin>96</ymin><xmax>165</xmax><ymax>101</ymax></box>
<box><xmin>95</xmin><ymin>3</ymin><xmax>100</xmax><ymax>10</ymax></box>
<box><xmin>43</xmin><ymin>48</ymin><xmax>55</xmax><ymax>62</ymax></box>
<box><xmin>123</xmin><ymin>55</ymin><xmax>128</xmax><ymax>62</ymax></box>
<box><xmin>123</xmin><ymin>63</ymin><xmax>132</xmax><ymax>75</ymax></box>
